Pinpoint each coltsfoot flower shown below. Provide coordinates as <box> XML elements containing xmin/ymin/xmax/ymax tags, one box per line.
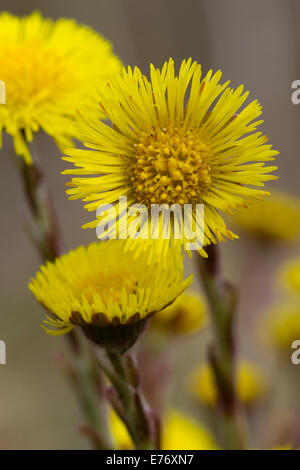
<box><xmin>111</xmin><ymin>408</ymin><xmax>218</xmax><ymax>450</ymax></box>
<box><xmin>189</xmin><ymin>360</ymin><xmax>266</xmax><ymax>407</ymax></box>
<box><xmin>267</xmin><ymin>303</ymin><xmax>300</xmax><ymax>349</ymax></box>
<box><xmin>150</xmin><ymin>291</ymin><xmax>208</xmax><ymax>335</ymax></box>
<box><xmin>63</xmin><ymin>58</ymin><xmax>278</xmax><ymax>262</ymax></box>
<box><xmin>280</xmin><ymin>258</ymin><xmax>300</xmax><ymax>294</ymax></box>
<box><xmin>28</xmin><ymin>240</ymin><xmax>192</xmax><ymax>351</ymax></box>
<box><xmin>272</xmin><ymin>444</ymin><xmax>297</xmax><ymax>450</ymax></box>
<box><xmin>0</xmin><ymin>11</ymin><xmax>121</xmax><ymax>163</ymax></box>
<box><xmin>264</xmin><ymin>260</ymin><xmax>300</xmax><ymax>349</ymax></box>
<box><xmin>231</xmin><ymin>190</ymin><xmax>300</xmax><ymax>242</ymax></box>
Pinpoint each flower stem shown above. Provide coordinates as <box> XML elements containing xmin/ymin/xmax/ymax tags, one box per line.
<box><xmin>197</xmin><ymin>245</ymin><xmax>244</xmax><ymax>450</ymax></box>
<box><xmin>12</xmin><ymin>137</ymin><xmax>112</xmax><ymax>449</ymax></box>
<box><xmin>100</xmin><ymin>349</ymin><xmax>160</xmax><ymax>450</ymax></box>
<box><xmin>69</xmin><ymin>346</ymin><xmax>113</xmax><ymax>449</ymax></box>
<box><xmin>15</xmin><ymin>144</ymin><xmax>63</xmax><ymax>263</ymax></box>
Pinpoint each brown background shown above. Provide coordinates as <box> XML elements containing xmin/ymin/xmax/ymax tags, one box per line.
<box><xmin>0</xmin><ymin>0</ymin><xmax>300</xmax><ymax>449</ymax></box>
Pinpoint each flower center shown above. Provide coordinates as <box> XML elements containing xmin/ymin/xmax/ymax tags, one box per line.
<box><xmin>76</xmin><ymin>271</ymin><xmax>137</xmax><ymax>305</ymax></box>
<box><xmin>0</xmin><ymin>39</ymin><xmax>69</xmax><ymax>107</ymax></box>
<box><xmin>129</xmin><ymin>125</ymin><xmax>215</xmax><ymax>207</ymax></box>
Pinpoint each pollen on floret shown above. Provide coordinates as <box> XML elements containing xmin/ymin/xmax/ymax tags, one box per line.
<box><xmin>129</xmin><ymin>124</ymin><xmax>215</xmax><ymax>207</ymax></box>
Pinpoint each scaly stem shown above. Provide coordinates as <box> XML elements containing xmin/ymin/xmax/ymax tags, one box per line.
<box><xmin>13</xmin><ymin>137</ymin><xmax>112</xmax><ymax>449</ymax></box>
<box><xmin>17</xmin><ymin>155</ymin><xmax>62</xmax><ymax>262</ymax></box>
<box><xmin>99</xmin><ymin>349</ymin><xmax>160</xmax><ymax>450</ymax></box>
<box><xmin>197</xmin><ymin>244</ymin><xmax>244</xmax><ymax>450</ymax></box>
<box><xmin>66</xmin><ymin>346</ymin><xmax>113</xmax><ymax>449</ymax></box>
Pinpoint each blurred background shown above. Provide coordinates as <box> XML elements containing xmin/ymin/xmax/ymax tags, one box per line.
<box><xmin>1</xmin><ymin>0</ymin><xmax>300</xmax><ymax>449</ymax></box>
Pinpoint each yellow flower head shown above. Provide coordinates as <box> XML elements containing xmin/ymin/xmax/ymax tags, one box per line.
<box><xmin>63</xmin><ymin>58</ymin><xmax>278</xmax><ymax>262</ymax></box>
<box><xmin>268</xmin><ymin>302</ymin><xmax>300</xmax><ymax>349</ymax></box>
<box><xmin>280</xmin><ymin>258</ymin><xmax>300</xmax><ymax>294</ymax></box>
<box><xmin>231</xmin><ymin>190</ymin><xmax>300</xmax><ymax>242</ymax></box>
<box><xmin>110</xmin><ymin>408</ymin><xmax>218</xmax><ymax>450</ymax></box>
<box><xmin>28</xmin><ymin>240</ymin><xmax>192</xmax><ymax>350</ymax></box>
<box><xmin>272</xmin><ymin>444</ymin><xmax>295</xmax><ymax>450</ymax></box>
<box><xmin>0</xmin><ymin>11</ymin><xmax>121</xmax><ymax>163</ymax></box>
<box><xmin>189</xmin><ymin>360</ymin><xmax>266</xmax><ymax>407</ymax></box>
<box><xmin>150</xmin><ymin>291</ymin><xmax>208</xmax><ymax>335</ymax></box>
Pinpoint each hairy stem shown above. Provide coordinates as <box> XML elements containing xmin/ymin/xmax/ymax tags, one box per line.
<box><xmin>198</xmin><ymin>245</ymin><xmax>244</xmax><ymax>450</ymax></box>
<box><xmin>101</xmin><ymin>349</ymin><xmax>159</xmax><ymax>450</ymax></box>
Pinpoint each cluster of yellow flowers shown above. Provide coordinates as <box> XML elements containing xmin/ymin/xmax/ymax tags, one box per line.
<box><xmin>3</xmin><ymin>10</ymin><xmax>297</xmax><ymax>451</ymax></box>
<box><xmin>0</xmin><ymin>11</ymin><xmax>276</xmax><ymax>340</ymax></box>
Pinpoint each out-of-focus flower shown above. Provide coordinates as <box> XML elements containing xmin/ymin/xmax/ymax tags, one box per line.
<box><xmin>189</xmin><ymin>360</ymin><xmax>266</xmax><ymax>407</ymax></box>
<box><xmin>162</xmin><ymin>410</ymin><xmax>218</xmax><ymax>450</ymax></box>
<box><xmin>0</xmin><ymin>11</ymin><xmax>121</xmax><ymax>163</ymax></box>
<box><xmin>231</xmin><ymin>190</ymin><xmax>300</xmax><ymax>243</ymax></box>
<box><xmin>236</xmin><ymin>361</ymin><xmax>266</xmax><ymax>405</ymax></box>
<box><xmin>110</xmin><ymin>408</ymin><xmax>218</xmax><ymax>450</ymax></box>
<box><xmin>272</xmin><ymin>444</ymin><xmax>294</xmax><ymax>450</ymax></box>
<box><xmin>189</xmin><ymin>363</ymin><xmax>218</xmax><ymax>406</ymax></box>
<box><xmin>28</xmin><ymin>240</ymin><xmax>192</xmax><ymax>351</ymax></box>
<box><xmin>268</xmin><ymin>302</ymin><xmax>300</xmax><ymax>349</ymax></box>
<box><xmin>264</xmin><ymin>260</ymin><xmax>300</xmax><ymax>349</ymax></box>
<box><xmin>150</xmin><ymin>291</ymin><xmax>208</xmax><ymax>335</ymax></box>
<box><xmin>280</xmin><ymin>258</ymin><xmax>300</xmax><ymax>294</ymax></box>
<box><xmin>63</xmin><ymin>58</ymin><xmax>277</xmax><ymax>264</ymax></box>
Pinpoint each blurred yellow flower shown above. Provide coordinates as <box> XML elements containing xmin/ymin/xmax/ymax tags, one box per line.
<box><xmin>0</xmin><ymin>11</ymin><xmax>121</xmax><ymax>163</ymax></box>
<box><xmin>189</xmin><ymin>360</ymin><xmax>266</xmax><ymax>407</ymax></box>
<box><xmin>162</xmin><ymin>410</ymin><xmax>218</xmax><ymax>450</ymax></box>
<box><xmin>29</xmin><ymin>240</ymin><xmax>192</xmax><ymax>343</ymax></box>
<box><xmin>189</xmin><ymin>363</ymin><xmax>218</xmax><ymax>406</ymax></box>
<box><xmin>110</xmin><ymin>408</ymin><xmax>133</xmax><ymax>450</ymax></box>
<box><xmin>272</xmin><ymin>444</ymin><xmax>294</xmax><ymax>450</ymax></box>
<box><xmin>231</xmin><ymin>190</ymin><xmax>300</xmax><ymax>242</ymax></box>
<box><xmin>280</xmin><ymin>258</ymin><xmax>300</xmax><ymax>294</ymax></box>
<box><xmin>63</xmin><ymin>58</ymin><xmax>277</xmax><ymax>263</ymax></box>
<box><xmin>110</xmin><ymin>408</ymin><xmax>218</xmax><ymax>450</ymax></box>
<box><xmin>268</xmin><ymin>302</ymin><xmax>300</xmax><ymax>349</ymax></box>
<box><xmin>150</xmin><ymin>291</ymin><xmax>208</xmax><ymax>335</ymax></box>
<box><xmin>237</xmin><ymin>361</ymin><xmax>266</xmax><ymax>405</ymax></box>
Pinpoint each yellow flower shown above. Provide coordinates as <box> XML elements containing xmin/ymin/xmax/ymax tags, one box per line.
<box><xmin>268</xmin><ymin>302</ymin><xmax>300</xmax><ymax>349</ymax></box>
<box><xmin>150</xmin><ymin>291</ymin><xmax>208</xmax><ymax>335</ymax></box>
<box><xmin>231</xmin><ymin>190</ymin><xmax>300</xmax><ymax>242</ymax></box>
<box><xmin>28</xmin><ymin>240</ymin><xmax>192</xmax><ymax>350</ymax></box>
<box><xmin>272</xmin><ymin>444</ymin><xmax>294</xmax><ymax>450</ymax></box>
<box><xmin>162</xmin><ymin>410</ymin><xmax>218</xmax><ymax>450</ymax></box>
<box><xmin>189</xmin><ymin>363</ymin><xmax>218</xmax><ymax>406</ymax></box>
<box><xmin>110</xmin><ymin>408</ymin><xmax>134</xmax><ymax>450</ymax></box>
<box><xmin>0</xmin><ymin>11</ymin><xmax>121</xmax><ymax>163</ymax></box>
<box><xmin>280</xmin><ymin>258</ymin><xmax>300</xmax><ymax>294</ymax></box>
<box><xmin>110</xmin><ymin>408</ymin><xmax>218</xmax><ymax>450</ymax></box>
<box><xmin>63</xmin><ymin>58</ymin><xmax>278</xmax><ymax>263</ymax></box>
<box><xmin>189</xmin><ymin>360</ymin><xmax>266</xmax><ymax>406</ymax></box>
<box><xmin>236</xmin><ymin>361</ymin><xmax>266</xmax><ymax>405</ymax></box>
